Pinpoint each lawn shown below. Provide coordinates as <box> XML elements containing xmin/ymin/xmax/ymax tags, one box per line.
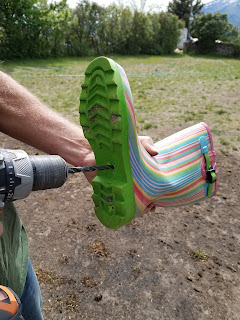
<box><xmin>2</xmin><ymin>54</ymin><xmax>240</xmax><ymax>154</ymax></box>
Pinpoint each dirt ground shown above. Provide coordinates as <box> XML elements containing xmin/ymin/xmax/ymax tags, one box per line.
<box><xmin>1</xmin><ymin>56</ymin><xmax>240</xmax><ymax>320</ymax></box>
<box><xmin>1</xmin><ymin>125</ymin><xmax>239</xmax><ymax>320</ymax></box>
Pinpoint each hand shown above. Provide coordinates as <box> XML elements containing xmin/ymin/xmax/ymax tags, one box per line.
<box><xmin>138</xmin><ymin>136</ymin><xmax>158</xmax><ymax>156</ymax></box>
<box><xmin>139</xmin><ymin>135</ymin><xmax>158</xmax><ymax>213</ymax></box>
<box><xmin>82</xmin><ymin>151</ymin><xmax>97</xmax><ymax>184</ymax></box>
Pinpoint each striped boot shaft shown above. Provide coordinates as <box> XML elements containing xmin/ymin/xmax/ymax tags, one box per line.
<box><xmin>117</xmin><ymin>64</ymin><xmax>218</xmax><ymax>216</ymax></box>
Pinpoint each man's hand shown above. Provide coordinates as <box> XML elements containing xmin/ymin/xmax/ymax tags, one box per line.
<box><xmin>82</xmin><ymin>151</ymin><xmax>96</xmax><ymax>183</ymax></box>
<box><xmin>138</xmin><ymin>136</ymin><xmax>158</xmax><ymax>156</ymax></box>
<box><xmin>139</xmin><ymin>136</ymin><xmax>158</xmax><ymax>213</ymax></box>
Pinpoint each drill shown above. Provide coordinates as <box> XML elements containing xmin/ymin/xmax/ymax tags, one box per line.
<box><xmin>0</xmin><ymin>148</ymin><xmax>113</xmax><ymax>210</ymax></box>
<box><xmin>0</xmin><ymin>148</ymin><xmax>113</xmax><ymax>319</ymax></box>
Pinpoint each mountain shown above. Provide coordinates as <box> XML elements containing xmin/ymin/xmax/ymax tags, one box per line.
<box><xmin>202</xmin><ymin>0</ymin><xmax>240</xmax><ymax>30</ymax></box>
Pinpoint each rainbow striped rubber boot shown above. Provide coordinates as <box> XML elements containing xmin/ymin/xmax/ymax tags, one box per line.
<box><xmin>79</xmin><ymin>57</ymin><xmax>218</xmax><ymax>229</ymax></box>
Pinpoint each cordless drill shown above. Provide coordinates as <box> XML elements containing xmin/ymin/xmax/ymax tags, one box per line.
<box><xmin>0</xmin><ymin>148</ymin><xmax>113</xmax><ymax>319</ymax></box>
<box><xmin>0</xmin><ymin>148</ymin><xmax>69</xmax><ymax>210</ymax></box>
<box><xmin>0</xmin><ymin>148</ymin><xmax>113</xmax><ymax>210</ymax></box>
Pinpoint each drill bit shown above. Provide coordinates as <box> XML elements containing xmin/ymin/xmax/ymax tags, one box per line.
<box><xmin>68</xmin><ymin>165</ymin><xmax>114</xmax><ymax>173</ymax></box>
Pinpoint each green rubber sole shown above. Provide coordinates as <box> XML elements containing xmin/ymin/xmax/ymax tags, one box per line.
<box><xmin>79</xmin><ymin>57</ymin><xmax>135</xmax><ymax>229</ymax></box>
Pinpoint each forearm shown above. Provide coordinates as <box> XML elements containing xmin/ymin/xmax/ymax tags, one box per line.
<box><xmin>0</xmin><ymin>71</ymin><xmax>94</xmax><ymax>167</ymax></box>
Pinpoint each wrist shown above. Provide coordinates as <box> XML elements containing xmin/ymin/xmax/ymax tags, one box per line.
<box><xmin>54</xmin><ymin>134</ymin><xmax>95</xmax><ymax>167</ymax></box>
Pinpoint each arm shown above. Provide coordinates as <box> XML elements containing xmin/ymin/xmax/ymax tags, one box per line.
<box><xmin>0</xmin><ymin>71</ymin><xmax>96</xmax><ymax>182</ymax></box>
<box><xmin>0</xmin><ymin>72</ymin><xmax>158</xmax><ymax>185</ymax></box>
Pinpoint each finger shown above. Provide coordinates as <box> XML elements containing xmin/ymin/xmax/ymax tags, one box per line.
<box><xmin>82</xmin><ymin>152</ymin><xmax>97</xmax><ymax>184</ymax></box>
<box><xmin>139</xmin><ymin>136</ymin><xmax>158</xmax><ymax>156</ymax></box>
<box><xmin>150</xmin><ymin>206</ymin><xmax>156</xmax><ymax>212</ymax></box>
<box><xmin>142</xmin><ymin>202</ymin><xmax>155</xmax><ymax>215</ymax></box>
<box><xmin>84</xmin><ymin>171</ymin><xmax>97</xmax><ymax>184</ymax></box>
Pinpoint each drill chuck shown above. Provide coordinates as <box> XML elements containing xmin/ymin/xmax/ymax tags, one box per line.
<box><xmin>30</xmin><ymin>155</ymin><xmax>68</xmax><ymax>191</ymax></box>
<box><xmin>0</xmin><ymin>149</ymin><xmax>68</xmax><ymax>208</ymax></box>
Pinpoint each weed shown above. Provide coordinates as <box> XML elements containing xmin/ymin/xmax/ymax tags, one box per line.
<box><xmin>143</xmin><ymin>123</ymin><xmax>153</xmax><ymax>130</ymax></box>
<box><xmin>182</xmin><ymin>115</ymin><xmax>194</xmax><ymax>122</ymax></box>
<box><xmin>211</xmin><ymin>129</ymin><xmax>222</xmax><ymax>135</ymax></box>
<box><xmin>90</xmin><ymin>241</ymin><xmax>109</xmax><ymax>257</ymax></box>
<box><xmin>164</xmin><ymin>99</ymin><xmax>177</xmax><ymax>105</ymax></box>
<box><xmin>220</xmin><ymin>138</ymin><xmax>230</xmax><ymax>146</ymax></box>
<box><xmin>35</xmin><ymin>267</ymin><xmax>65</xmax><ymax>286</ymax></box>
<box><xmin>193</xmin><ymin>250</ymin><xmax>207</xmax><ymax>261</ymax></box>
<box><xmin>215</xmin><ymin>109</ymin><xmax>227</xmax><ymax>115</ymax></box>
<box><xmin>137</xmin><ymin>117</ymin><xmax>145</xmax><ymax>123</ymax></box>
<box><xmin>220</xmin><ymin>148</ymin><xmax>229</xmax><ymax>156</ymax></box>
<box><xmin>81</xmin><ymin>276</ymin><xmax>98</xmax><ymax>288</ymax></box>
<box><xmin>205</xmin><ymin>101</ymin><xmax>215</xmax><ymax>111</ymax></box>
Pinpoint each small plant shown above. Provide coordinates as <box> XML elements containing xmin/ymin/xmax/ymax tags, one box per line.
<box><xmin>143</xmin><ymin>123</ymin><xmax>153</xmax><ymax>130</ymax></box>
<box><xmin>215</xmin><ymin>109</ymin><xmax>227</xmax><ymax>115</ymax></box>
<box><xmin>137</xmin><ymin>117</ymin><xmax>145</xmax><ymax>123</ymax></box>
<box><xmin>194</xmin><ymin>250</ymin><xmax>207</xmax><ymax>261</ymax></box>
<box><xmin>220</xmin><ymin>138</ymin><xmax>230</xmax><ymax>146</ymax></box>
<box><xmin>211</xmin><ymin>129</ymin><xmax>222</xmax><ymax>135</ymax></box>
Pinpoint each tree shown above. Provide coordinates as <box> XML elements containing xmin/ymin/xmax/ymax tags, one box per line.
<box><xmin>191</xmin><ymin>12</ymin><xmax>239</xmax><ymax>52</ymax></box>
<box><xmin>167</xmin><ymin>0</ymin><xmax>203</xmax><ymax>26</ymax></box>
<box><xmin>128</xmin><ymin>10</ymin><xmax>153</xmax><ymax>54</ymax></box>
<box><xmin>147</xmin><ymin>12</ymin><xmax>184</xmax><ymax>54</ymax></box>
<box><xmin>0</xmin><ymin>0</ymin><xmax>70</xmax><ymax>59</ymax></box>
<box><xmin>103</xmin><ymin>5</ymin><xmax>133</xmax><ymax>54</ymax></box>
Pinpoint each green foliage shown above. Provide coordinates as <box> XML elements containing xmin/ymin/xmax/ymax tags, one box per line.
<box><xmin>0</xmin><ymin>0</ymin><xmax>70</xmax><ymax>59</ymax></box>
<box><xmin>191</xmin><ymin>12</ymin><xmax>239</xmax><ymax>53</ymax></box>
<box><xmin>153</xmin><ymin>12</ymin><xmax>184</xmax><ymax>54</ymax></box>
<box><xmin>0</xmin><ymin>0</ymin><xmax>184</xmax><ymax>59</ymax></box>
<box><xmin>232</xmin><ymin>36</ymin><xmax>240</xmax><ymax>55</ymax></box>
<box><xmin>67</xmin><ymin>1</ymin><xmax>183</xmax><ymax>56</ymax></box>
<box><xmin>128</xmin><ymin>10</ymin><xmax>153</xmax><ymax>54</ymax></box>
<box><xmin>104</xmin><ymin>5</ymin><xmax>133</xmax><ymax>54</ymax></box>
<box><xmin>167</xmin><ymin>0</ymin><xmax>203</xmax><ymax>26</ymax></box>
<box><xmin>67</xmin><ymin>1</ymin><xmax>107</xmax><ymax>56</ymax></box>
<box><xmin>194</xmin><ymin>250</ymin><xmax>207</xmax><ymax>261</ymax></box>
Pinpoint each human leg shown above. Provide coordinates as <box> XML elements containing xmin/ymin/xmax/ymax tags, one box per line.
<box><xmin>21</xmin><ymin>259</ymin><xmax>44</xmax><ymax>320</ymax></box>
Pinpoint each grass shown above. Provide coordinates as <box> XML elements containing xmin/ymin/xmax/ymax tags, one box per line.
<box><xmin>1</xmin><ymin>55</ymin><xmax>239</xmax><ymax>149</ymax></box>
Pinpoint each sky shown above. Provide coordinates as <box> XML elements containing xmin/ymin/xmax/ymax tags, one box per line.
<box><xmin>66</xmin><ymin>0</ymin><xmax>213</xmax><ymax>10</ymax></box>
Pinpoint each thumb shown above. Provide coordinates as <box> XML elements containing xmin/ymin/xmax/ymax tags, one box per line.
<box><xmin>139</xmin><ymin>136</ymin><xmax>158</xmax><ymax>156</ymax></box>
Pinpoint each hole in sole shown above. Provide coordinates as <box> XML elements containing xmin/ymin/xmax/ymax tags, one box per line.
<box><xmin>111</xmin><ymin>114</ymin><xmax>121</xmax><ymax>124</ymax></box>
<box><xmin>105</xmin><ymin>197</ymin><xmax>113</xmax><ymax>202</ymax></box>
